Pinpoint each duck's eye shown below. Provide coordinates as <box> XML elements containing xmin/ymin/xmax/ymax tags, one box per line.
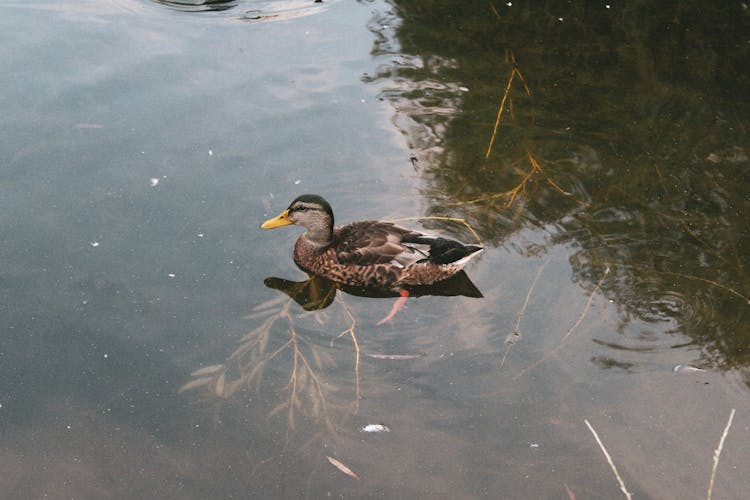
<box><xmin>296</xmin><ymin>206</ymin><xmax>308</xmax><ymax>212</ymax></box>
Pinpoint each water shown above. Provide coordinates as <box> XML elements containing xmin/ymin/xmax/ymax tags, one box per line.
<box><xmin>1</xmin><ymin>1</ymin><xmax>749</xmax><ymax>498</ymax></box>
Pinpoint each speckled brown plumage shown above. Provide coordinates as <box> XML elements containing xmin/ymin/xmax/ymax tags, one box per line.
<box><xmin>261</xmin><ymin>195</ymin><xmax>482</xmax><ymax>291</ymax></box>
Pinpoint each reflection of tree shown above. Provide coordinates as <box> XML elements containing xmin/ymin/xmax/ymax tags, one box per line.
<box><xmin>180</xmin><ymin>293</ymin><xmax>356</xmax><ymax>443</ymax></box>
<box><xmin>180</xmin><ymin>273</ymin><xmax>483</xmax><ymax>440</ymax></box>
<box><xmin>369</xmin><ymin>1</ymin><xmax>750</xmax><ymax>379</ymax></box>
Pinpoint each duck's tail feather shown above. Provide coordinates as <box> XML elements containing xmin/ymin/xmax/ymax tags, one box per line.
<box><xmin>402</xmin><ymin>235</ymin><xmax>483</xmax><ymax>266</ymax></box>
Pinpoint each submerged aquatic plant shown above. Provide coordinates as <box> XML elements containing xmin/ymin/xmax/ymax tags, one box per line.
<box><xmin>179</xmin><ymin>292</ymin><xmax>362</xmax><ymax>440</ymax></box>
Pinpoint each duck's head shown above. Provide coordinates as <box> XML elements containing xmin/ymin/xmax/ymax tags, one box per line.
<box><xmin>261</xmin><ymin>194</ymin><xmax>334</xmax><ymax>244</ymax></box>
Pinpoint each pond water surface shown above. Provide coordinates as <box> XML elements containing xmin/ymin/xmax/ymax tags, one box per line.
<box><xmin>2</xmin><ymin>1</ymin><xmax>749</xmax><ymax>498</ymax></box>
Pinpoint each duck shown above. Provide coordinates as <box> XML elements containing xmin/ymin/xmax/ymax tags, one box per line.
<box><xmin>260</xmin><ymin>194</ymin><xmax>483</xmax><ymax>292</ymax></box>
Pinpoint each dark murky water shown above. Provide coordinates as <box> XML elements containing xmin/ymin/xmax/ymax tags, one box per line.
<box><xmin>1</xmin><ymin>1</ymin><xmax>749</xmax><ymax>498</ymax></box>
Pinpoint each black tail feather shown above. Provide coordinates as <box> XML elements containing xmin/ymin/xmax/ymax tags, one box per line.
<box><xmin>403</xmin><ymin>235</ymin><xmax>482</xmax><ymax>265</ymax></box>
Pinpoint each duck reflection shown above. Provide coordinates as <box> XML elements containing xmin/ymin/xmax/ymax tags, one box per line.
<box><xmin>152</xmin><ymin>0</ymin><xmax>238</xmax><ymax>12</ymax></box>
<box><xmin>264</xmin><ymin>271</ymin><xmax>482</xmax><ymax>312</ymax></box>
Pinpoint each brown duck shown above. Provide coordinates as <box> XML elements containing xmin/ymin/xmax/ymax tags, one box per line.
<box><xmin>260</xmin><ymin>194</ymin><xmax>483</xmax><ymax>292</ymax></box>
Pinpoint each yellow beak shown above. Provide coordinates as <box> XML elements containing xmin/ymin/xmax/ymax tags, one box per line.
<box><xmin>261</xmin><ymin>209</ymin><xmax>293</xmax><ymax>229</ymax></box>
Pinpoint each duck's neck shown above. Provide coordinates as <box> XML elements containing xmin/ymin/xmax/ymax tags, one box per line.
<box><xmin>302</xmin><ymin>226</ymin><xmax>333</xmax><ymax>249</ymax></box>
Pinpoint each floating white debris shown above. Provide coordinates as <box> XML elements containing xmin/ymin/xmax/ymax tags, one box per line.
<box><xmin>674</xmin><ymin>364</ymin><xmax>706</xmax><ymax>373</ymax></box>
<box><xmin>208</xmin><ymin>150</ymin><xmax>213</xmax><ymax>156</ymax></box>
<box><xmin>168</xmin><ymin>273</ymin><xmax>176</xmax><ymax>278</ymax></box>
<box><xmin>103</xmin><ymin>354</ymin><xmax>108</xmax><ymax>358</ymax></box>
<box><xmin>530</xmin><ymin>443</ymin><xmax>540</xmax><ymax>448</ymax></box>
<box><xmin>361</xmin><ymin>424</ymin><xmax>390</xmax><ymax>433</ymax></box>
<box><xmin>365</xmin><ymin>353</ymin><xmax>421</xmax><ymax>360</ymax></box>
<box><xmin>506</xmin><ymin>1</ymin><xmax>512</xmax><ymax>6</ymax></box>
<box><xmin>459</xmin><ymin>86</ymin><xmax>469</xmax><ymax>92</ymax></box>
<box><xmin>197</xmin><ymin>233</ymin><xmax>204</xmax><ymax>238</ymax></box>
<box><xmin>150</xmin><ymin>177</ymin><xmax>160</xmax><ymax>187</ymax></box>
<box><xmin>294</xmin><ymin>179</ymin><xmax>301</xmax><ymax>185</ymax></box>
<box><xmin>90</xmin><ymin>241</ymin><xmax>99</xmax><ymax>247</ymax></box>
<box><xmin>706</xmin><ymin>153</ymin><xmax>721</xmax><ymax>163</ymax></box>
<box><xmin>74</xmin><ymin>123</ymin><xmax>104</xmax><ymax>129</ymax></box>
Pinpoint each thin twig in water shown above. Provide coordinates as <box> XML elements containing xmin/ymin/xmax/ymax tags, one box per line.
<box><xmin>584</xmin><ymin>419</ymin><xmax>632</xmax><ymax>500</ymax></box>
<box><xmin>514</xmin><ymin>268</ymin><xmax>610</xmax><ymax>379</ymax></box>
<box><xmin>287</xmin><ymin>326</ymin><xmax>301</xmax><ymax>433</ymax></box>
<box><xmin>505</xmin><ymin>151</ymin><xmax>541</xmax><ymax>206</ymax></box>
<box><xmin>332</xmin><ymin>296</ymin><xmax>361</xmax><ymax>414</ymax></box>
<box><xmin>500</xmin><ymin>259</ymin><xmax>548</xmax><ymax>368</ymax></box>
<box><xmin>267</xmin><ymin>318</ymin><xmax>335</xmax><ymax>444</ymax></box>
<box><xmin>707</xmin><ymin>408</ymin><xmax>736</xmax><ymax>500</ymax></box>
<box><xmin>546</xmin><ymin>176</ymin><xmax>572</xmax><ymax>196</ymax></box>
<box><xmin>482</xmin><ymin>50</ymin><xmax>531</xmax><ymax>168</ymax></box>
<box><xmin>450</xmin><ymin>149</ymin><xmax>559</xmax><ymax>210</ymax></box>
<box><xmin>564</xmin><ymin>482</ymin><xmax>576</xmax><ymax>500</ymax></box>
<box><xmin>489</xmin><ymin>1</ymin><xmax>501</xmax><ymax>20</ymax></box>
<box><xmin>557</xmin><ymin>268</ymin><xmax>609</xmax><ymax>346</ymax></box>
<box><xmin>661</xmin><ymin>271</ymin><xmax>750</xmax><ymax>305</ymax></box>
<box><xmin>483</xmin><ymin>66</ymin><xmax>517</xmax><ymax>165</ymax></box>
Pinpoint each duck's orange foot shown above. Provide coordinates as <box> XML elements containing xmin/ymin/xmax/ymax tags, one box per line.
<box><xmin>377</xmin><ymin>289</ymin><xmax>410</xmax><ymax>325</ymax></box>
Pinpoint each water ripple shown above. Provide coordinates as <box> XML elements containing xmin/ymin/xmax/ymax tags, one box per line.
<box><xmin>152</xmin><ymin>0</ymin><xmax>238</xmax><ymax>12</ymax></box>
<box><xmin>150</xmin><ymin>0</ymin><xmax>333</xmax><ymax>20</ymax></box>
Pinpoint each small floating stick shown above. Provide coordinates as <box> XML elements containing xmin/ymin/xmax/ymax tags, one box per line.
<box><xmin>514</xmin><ymin>267</ymin><xmax>610</xmax><ymax>379</ymax></box>
<box><xmin>707</xmin><ymin>408</ymin><xmax>736</xmax><ymax>500</ymax></box>
<box><xmin>584</xmin><ymin>419</ymin><xmax>632</xmax><ymax>500</ymax></box>
<box><xmin>500</xmin><ymin>259</ymin><xmax>548</xmax><ymax>368</ymax></box>
<box><xmin>327</xmin><ymin>455</ymin><xmax>359</xmax><ymax>480</ymax></box>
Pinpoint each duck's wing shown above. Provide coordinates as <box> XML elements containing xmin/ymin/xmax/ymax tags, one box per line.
<box><xmin>335</xmin><ymin>221</ymin><xmax>426</xmax><ymax>267</ymax></box>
